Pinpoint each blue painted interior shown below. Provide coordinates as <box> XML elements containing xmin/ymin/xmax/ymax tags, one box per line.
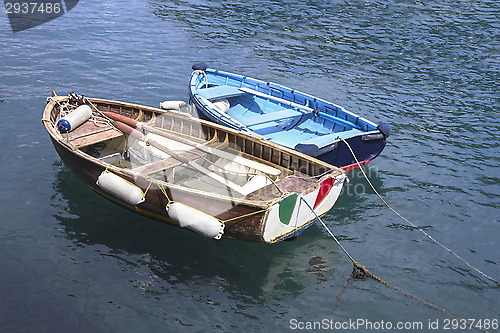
<box><xmin>189</xmin><ymin>68</ymin><xmax>388</xmax><ymax>167</ymax></box>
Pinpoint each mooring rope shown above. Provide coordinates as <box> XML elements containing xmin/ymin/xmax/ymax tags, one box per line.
<box><xmin>300</xmin><ymin>197</ymin><xmax>489</xmax><ymax>333</ymax></box>
<box><xmin>300</xmin><ymin>197</ymin><xmax>358</xmax><ymax>265</ymax></box>
<box><xmin>338</xmin><ymin>136</ymin><xmax>499</xmax><ymax>285</ymax></box>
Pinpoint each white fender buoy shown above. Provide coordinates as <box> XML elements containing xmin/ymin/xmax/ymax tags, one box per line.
<box><xmin>57</xmin><ymin>105</ymin><xmax>92</xmax><ymax>133</ymax></box>
<box><xmin>166</xmin><ymin>202</ymin><xmax>224</xmax><ymax>239</ymax></box>
<box><xmin>212</xmin><ymin>98</ymin><xmax>230</xmax><ymax>113</ymax></box>
<box><xmin>96</xmin><ymin>171</ymin><xmax>145</xmax><ymax>206</ymax></box>
<box><xmin>159</xmin><ymin>100</ymin><xmax>187</xmax><ymax>110</ymax></box>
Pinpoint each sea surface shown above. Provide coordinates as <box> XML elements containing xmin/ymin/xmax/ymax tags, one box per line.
<box><xmin>0</xmin><ymin>0</ymin><xmax>498</xmax><ymax>332</ymax></box>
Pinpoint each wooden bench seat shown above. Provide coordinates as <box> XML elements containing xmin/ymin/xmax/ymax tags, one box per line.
<box><xmin>67</xmin><ymin>121</ymin><xmax>123</xmax><ymax>148</ymax></box>
<box><xmin>195</xmin><ymin>85</ymin><xmax>245</xmax><ymax>101</ymax></box>
<box><xmin>239</xmin><ymin>109</ymin><xmax>304</xmax><ymax>127</ymax></box>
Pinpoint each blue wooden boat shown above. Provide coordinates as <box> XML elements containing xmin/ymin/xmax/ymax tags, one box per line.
<box><xmin>188</xmin><ymin>63</ymin><xmax>391</xmax><ymax>170</ymax></box>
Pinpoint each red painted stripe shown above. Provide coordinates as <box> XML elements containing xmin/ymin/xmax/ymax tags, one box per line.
<box><xmin>313</xmin><ymin>177</ymin><xmax>334</xmax><ymax>210</ymax></box>
<box><xmin>340</xmin><ymin>158</ymin><xmax>373</xmax><ymax>171</ymax></box>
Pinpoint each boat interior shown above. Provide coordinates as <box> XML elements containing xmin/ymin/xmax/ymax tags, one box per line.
<box><xmin>52</xmin><ymin>99</ymin><xmax>328</xmax><ymax>199</ymax></box>
<box><xmin>192</xmin><ymin>73</ymin><xmax>375</xmax><ymax>149</ymax></box>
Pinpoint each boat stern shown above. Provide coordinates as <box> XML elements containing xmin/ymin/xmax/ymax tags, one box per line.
<box><xmin>262</xmin><ymin>173</ymin><xmax>346</xmax><ymax>243</ymax></box>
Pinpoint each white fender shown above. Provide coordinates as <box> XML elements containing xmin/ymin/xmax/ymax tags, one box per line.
<box><xmin>57</xmin><ymin>105</ymin><xmax>92</xmax><ymax>132</ymax></box>
<box><xmin>159</xmin><ymin>100</ymin><xmax>187</xmax><ymax>110</ymax></box>
<box><xmin>211</xmin><ymin>99</ymin><xmax>230</xmax><ymax>113</ymax></box>
<box><xmin>166</xmin><ymin>202</ymin><xmax>224</xmax><ymax>239</ymax></box>
<box><xmin>96</xmin><ymin>171</ymin><xmax>145</xmax><ymax>206</ymax></box>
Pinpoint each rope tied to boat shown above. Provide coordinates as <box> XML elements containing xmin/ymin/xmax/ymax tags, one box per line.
<box><xmin>82</xmin><ymin>96</ymin><xmax>121</xmax><ymax>131</ymax></box>
<box><xmin>141</xmin><ymin>180</ymin><xmax>153</xmax><ymax>201</ymax></box>
<box><xmin>300</xmin><ymin>196</ymin><xmax>490</xmax><ymax>333</ymax></box>
<box><xmin>53</xmin><ymin>93</ymin><xmax>118</xmax><ymax>132</ymax></box>
<box><xmin>337</xmin><ymin>136</ymin><xmax>499</xmax><ymax>285</ymax></box>
<box><xmin>157</xmin><ymin>182</ymin><xmax>173</xmax><ymax>206</ymax></box>
<box><xmin>299</xmin><ymin>136</ymin><xmax>497</xmax><ymax>332</ymax></box>
<box><xmin>149</xmin><ymin>170</ymin><xmax>281</xmax><ymax>227</ymax></box>
<box><xmin>299</xmin><ymin>197</ymin><xmax>369</xmax><ymax>277</ymax></box>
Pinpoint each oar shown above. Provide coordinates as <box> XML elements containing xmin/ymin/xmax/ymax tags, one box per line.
<box><xmin>102</xmin><ymin>112</ymin><xmax>192</xmax><ymax>145</ymax></box>
<box><xmin>108</xmin><ymin>118</ymin><xmax>190</xmax><ymax>164</ymax></box>
<box><xmin>81</xmin><ymin>97</ymin><xmax>267</xmax><ymax>192</ymax></box>
<box><xmin>102</xmin><ymin>112</ymin><xmax>281</xmax><ymax>176</ymax></box>
<box><xmin>108</xmin><ymin>118</ymin><xmax>252</xmax><ymax>195</ymax></box>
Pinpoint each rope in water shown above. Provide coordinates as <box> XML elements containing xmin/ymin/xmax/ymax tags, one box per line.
<box><xmin>300</xmin><ymin>197</ymin><xmax>489</xmax><ymax>333</ymax></box>
<box><xmin>338</xmin><ymin>137</ymin><xmax>499</xmax><ymax>285</ymax></box>
<box><xmin>299</xmin><ymin>135</ymin><xmax>500</xmax><ymax>332</ymax></box>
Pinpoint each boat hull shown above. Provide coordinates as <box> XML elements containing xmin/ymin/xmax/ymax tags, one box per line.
<box><xmin>50</xmin><ymin>135</ymin><xmax>269</xmax><ymax>242</ymax></box>
<box><xmin>189</xmin><ymin>67</ymin><xmax>390</xmax><ymax>170</ymax></box>
<box><xmin>316</xmin><ymin>135</ymin><xmax>387</xmax><ymax>171</ymax></box>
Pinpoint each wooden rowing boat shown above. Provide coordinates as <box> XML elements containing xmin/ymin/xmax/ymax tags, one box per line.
<box><xmin>42</xmin><ymin>92</ymin><xmax>346</xmax><ymax>243</ymax></box>
<box><xmin>188</xmin><ymin>64</ymin><xmax>391</xmax><ymax>171</ymax></box>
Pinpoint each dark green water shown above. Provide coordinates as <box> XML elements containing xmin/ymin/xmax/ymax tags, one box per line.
<box><xmin>0</xmin><ymin>0</ymin><xmax>498</xmax><ymax>332</ymax></box>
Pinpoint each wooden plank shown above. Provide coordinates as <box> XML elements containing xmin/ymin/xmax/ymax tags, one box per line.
<box><xmin>72</xmin><ymin>128</ymin><xmax>123</xmax><ymax>148</ymax></box>
<box><xmin>132</xmin><ymin>158</ymin><xmax>182</xmax><ymax>175</ymax></box>
<box><xmin>240</xmin><ymin>109</ymin><xmax>303</xmax><ymax>127</ymax></box>
<box><xmin>66</xmin><ymin>120</ymin><xmax>122</xmax><ymax>148</ymax></box>
<box><xmin>196</xmin><ymin>85</ymin><xmax>245</xmax><ymax>100</ymax></box>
